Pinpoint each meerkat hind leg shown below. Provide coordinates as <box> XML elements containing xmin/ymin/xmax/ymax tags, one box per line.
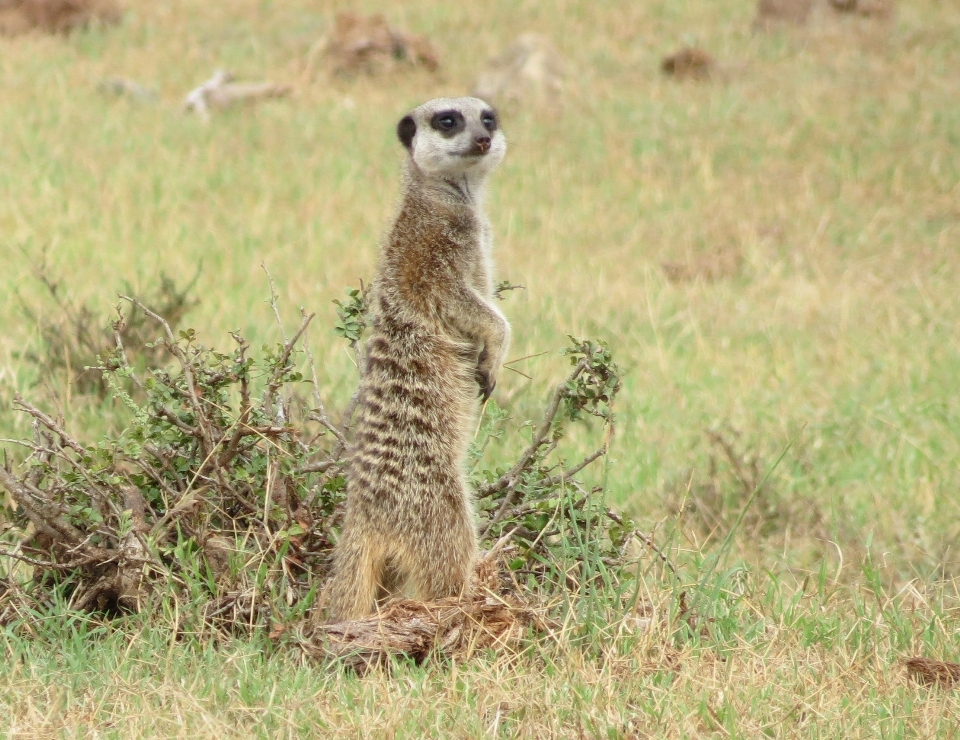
<box><xmin>398</xmin><ymin>523</ymin><xmax>476</xmax><ymax>602</ymax></box>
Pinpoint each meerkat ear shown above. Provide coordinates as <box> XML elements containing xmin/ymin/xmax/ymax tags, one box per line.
<box><xmin>397</xmin><ymin>115</ymin><xmax>416</xmax><ymax>150</ymax></box>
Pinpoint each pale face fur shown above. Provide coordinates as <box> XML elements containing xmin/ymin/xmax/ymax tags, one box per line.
<box><xmin>397</xmin><ymin>97</ymin><xmax>506</xmax><ymax>195</ymax></box>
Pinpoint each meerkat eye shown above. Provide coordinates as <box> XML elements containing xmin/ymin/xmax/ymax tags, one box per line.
<box><xmin>430</xmin><ymin>110</ymin><xmax>465</xmax><ymax>135</ymax></box>
<box><xmin>481</xmin><ymin>112</ymin><xmax>497</xmax><ymax>131</ymax></box>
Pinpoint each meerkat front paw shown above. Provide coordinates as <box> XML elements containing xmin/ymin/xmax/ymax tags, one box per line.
<box><xmin>476</xmin><ymin>366</ymin><xmax>497</xmax><ymax>401</ymax></box>
<box><xmin>475</xmin><ymin>348</ymin><xmax>498</xmax><ymax>401</ymax></box>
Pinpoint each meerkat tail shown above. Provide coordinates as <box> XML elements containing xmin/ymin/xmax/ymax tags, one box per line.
<box><xmin>326</xmin><ymin>532</ymin><xmax>381</xmax><ymax>622</ymax></box>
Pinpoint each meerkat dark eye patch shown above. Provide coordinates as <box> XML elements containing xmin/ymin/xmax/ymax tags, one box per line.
<box><xmin>480</xmin><ymin>110</ymin><xmax>498</xmax><ymax>132</ymax></box>
<box><xmin>429</xmin><ymin>110</ymin><xmax>465</xmax><ymax>137</ymax></box>
<box><xmin>397</xmin><ymin>115</ymin><xmax>417</xmax><ymax>150</ymax></box>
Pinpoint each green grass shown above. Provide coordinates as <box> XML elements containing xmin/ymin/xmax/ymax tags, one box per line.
<box><xmin>2</xmin><ymin>0</ymin><xmax>960</xmax><ymax>736</ymax></box>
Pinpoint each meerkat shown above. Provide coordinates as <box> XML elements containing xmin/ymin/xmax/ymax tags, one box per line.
<box><xmin>325</xmin><ymin>97</ymin><xmax>510</xmax><ymax>622</ymax></box>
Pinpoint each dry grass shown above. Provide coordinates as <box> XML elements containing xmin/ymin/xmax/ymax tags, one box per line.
<box><xmin>304</xmin><ymin>568</ymin><xmax>553</xmax><ymax>674</ymax></box>
<box><xmin>2</xmin><ymin>583</ymin><xmax>958</xmax><ymax>737</ymax></box>
<box><xmin>1</xmin><ymin>0</ymin><xmax>960</xmax><ymax>736</ymax></box>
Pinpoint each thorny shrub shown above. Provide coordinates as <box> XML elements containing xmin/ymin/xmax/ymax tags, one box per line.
<box><xmin>0</xmin><ymin>281</ymin><xmax>641</xmax><ymax>638</ymax></box>
<box><xmin>16</xmin><ymin>259</ymin><xmax>199</xmax><ymax>397</ymax></box>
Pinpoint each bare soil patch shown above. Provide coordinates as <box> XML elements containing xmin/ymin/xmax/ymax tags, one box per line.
<box><xmin>660</xmin><ymin>47</ymin><xmax>715</xmax><ymax>81</ymax></box>
<box><xmin>0</xmin><ymin>0</ymin><xmax>120</xmax><ymax>36</ymax></box>
<box><xmin>316</xmin><ymin>12</ymin><xmax>439</xmax><ymax>77</ymax></box>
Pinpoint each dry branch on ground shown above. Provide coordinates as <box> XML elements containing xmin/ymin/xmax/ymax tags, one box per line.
<box><xmin>183</xmin><ymin>71</ymin><xmax>292</xmax><ymax>122</ymax></box>
<box><xmin>302</xmin><ymin>553</ymin><xmax>555</xmax><ymax>672</ymax></box>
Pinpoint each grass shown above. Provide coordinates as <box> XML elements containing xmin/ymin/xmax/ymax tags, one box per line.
<box><xmin>1</xmin><ymin>0</ymin><xmax>960</xmax><ymax>736</ymax></box>
<box><xmin>2</xmin><ymin>576</ymin><xmax>958</xmax><ymax>737</ymax></box>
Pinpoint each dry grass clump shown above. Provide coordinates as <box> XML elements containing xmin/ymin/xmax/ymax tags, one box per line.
<box><xmin>471</xmin><ymin>34</ymin><xmax>566</xmax><ymax>108</ymax></box>
<box><xmin>661</xmin><ymin>247</ymin><xmax>743</xmax><ymax>282</ymax></box>
<box><xmin>664</xmin><ymin>427</ymin><xmax>825</xmax><ymax>545</ymax></box>
<box><xmin>0</xmin><ymin>0</ymin><xmax>120</xmax><ymax>35</ymax></box>
<box><xmin>303</xmin><ymin>553</ymin><xmax>554</xmax><ymax>673</ymax></box>
<box><xmin>315</xmin><ymin>12</ymin><xmax>440</xmax><ymax>77</ymax></box>
<box><xmin>753</xmin><ymin>0</ymin><xmax>814</xmax><ymax>30</ymax></box>
<box><xmin>904</xmin><ymin>657</ymin><xmax>960</xmax><ymax>689</ymax></box>
<box><xmin>660</xmin><ymin>47</ymin><xmax>715</xmax><ymax>81</ymax></box>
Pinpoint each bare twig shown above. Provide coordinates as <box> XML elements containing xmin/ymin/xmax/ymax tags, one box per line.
<box><xmin>538</xmin><ymin>445</ymin><xmax>608</xmax><ymax>489</ymax></box>
<box><xmin>262</xmin><ymin>264</ymin><xmax>289</xmax><ymax>344</ymax></box>
<box><xmin>301</xmin><ymin>305</ymin><xmax>349</xmax><ymax>450</ymax></box>
<box><xmin>263</xmin><ymin>310</ymin><xmax>315</xmax><ymax>416</ymax></box>
<box><xmin>605</xmin><ymin>510</ymin><xmax>678</xmax><ymax>578</ymax></box>
<box><xmin>503</xmin><ymin>351</ymin><xmax>549</xmax><ymax>367</ymax></box>
<box><xmin>158</xmin><ymin>406</ymin><xmax>200</xmax><ymax>436</ymax></box>
<box><xmin>0</xmin><ymin>549</ymin><xmax>103</xmax><ymax>571</ymax></box>
<box><xmin>296</xmin><ymin>458</ymin><xmax>343</xmax><ymax>475</ymax></box>
<box><xmin>120</xmin><ymin>295</ymin><xmax>175</xmax><ymax>343</ymax></box>
<box><xmin>478</xmin><ymin>359</ymin><xmax>587</xmax><ymax>498</ymax></box>
<box><xmin>480</xmin><ymin>480</ymin><xmax>521</xmax><ymax>541</ymax></box>
<box><xmin>493</xmin><ymin>281</ymin><xmax>526</xmax><ymax>300</ymax></box>
<box><xmin>13</xmin><ymin>395</ymin><xmax>86</xmax><ymax>456</ymax></box>
<box><xmin>329</xmin><ymin>388</ymin><xmax>361</xmax><ymax>463</ymax></box>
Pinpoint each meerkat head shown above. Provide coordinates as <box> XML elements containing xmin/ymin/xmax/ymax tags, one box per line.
<box><xmin>396</xmin><ymin>97</ymin><xmax>506</xmax><ymax>183</ymax></box>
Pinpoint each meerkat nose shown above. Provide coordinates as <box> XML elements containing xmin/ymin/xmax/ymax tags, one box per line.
<box><xmin>475</xmin><ymin>136</ymin><xmax>491</xmax><ymax>153</ymax></box>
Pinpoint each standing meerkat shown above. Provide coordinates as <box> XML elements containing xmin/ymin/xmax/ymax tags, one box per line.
<box><xmin>326</xmin><ymin>97</ymin><xmax>510</xmax><ymax>622</ymax></box>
